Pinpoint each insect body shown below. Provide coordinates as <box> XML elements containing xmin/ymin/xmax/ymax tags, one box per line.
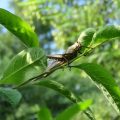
<box><xmin>47</xmin><ymin>41</ymin><xmax>81</xmax><ymax>62</ymax></box>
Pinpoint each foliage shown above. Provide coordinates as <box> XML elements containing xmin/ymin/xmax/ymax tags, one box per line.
<box><xmin>1</xmin><ymin>0</ymin><xmax>120</xmax><ymax>120</ymax></box>
<box><xmin>0</xmin><ymin>87</ymin><xmax>21</xmax><ymax>107</ymax></box>
<box><xmin>0</xmin><ymin>8</ymin><xmax>39</xmax><ymax>47</ymax></box>
<box><xmin>37</xmin><ymin>107</ymin><xmax>53</xmax><ymax>120</ymax></box>
<box><xmin>37</xmin><ymin>100</ymin><xmax>92</xmax><ymax>120</ymax></box>
<box><xmin>55</xmin><ymin>100</ymin><xmax>92</xmax><ymax>120</ymax></box>
<box><xmin>1</xmin><ymin>48</ymin><xmax>47</xmax><ymax>85</ymax></box>
<box><xmin>73</xmin><ymin>63</ymin><xmax>120</xmax><ymax>113</ymax></box>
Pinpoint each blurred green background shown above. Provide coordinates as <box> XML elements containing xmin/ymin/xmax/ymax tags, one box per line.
<box><xmin>0</xmin><ymin>0</ymin><xmax>120</xmax><ymax>120</ymax></box>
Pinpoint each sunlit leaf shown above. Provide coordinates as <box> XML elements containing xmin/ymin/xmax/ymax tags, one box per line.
<box><xmin>55</xmin><ymin>100</ymin><xmax>92</xmax><ymax>120</ymax></box>
<box><xmin>0</xmin><ymin>48</ymin><xmax>47</xmax><ymax>85</ymax></box>
<box><xmin>78</xmin><ymin>28</ymin><xmax>96</xmax><ymax>51</ymax></box>
<box><xmin>73</xmin><ymin>63</ymin><xmax>120</xmax><ymax>113</ymax></box>
<box><xmin>0</xmin><ymin>8</ymin><xmax>39</xmax><ymax>47</ymax></box>
<box><xmin>0</xmin><ymin>87</ymin><xmax>22</xmax><ymax>107</ymax></box>
<box><xmin>90</xmin><ymin>25</ymin><xmax>120</xmax><ymax>48</ymax></box>
<box><xmin>37</xmin><ymin>107</ymin><xmax>53</xmax><ymax>120</ymax></box>
<box><xmin>35</xmin><ymin>80</ymin><xmax>95</xmax><ymax>120</ymax></box>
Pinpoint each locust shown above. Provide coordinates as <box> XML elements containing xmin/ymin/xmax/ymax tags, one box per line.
<box><xmin>47</xmin><ymin>41</ymin><xmax>81</xmax><ymax>65</ymax></box>
<box><xmin>46</xmin><ymin>41</ymin><xmax>82</xmax><ymax>72</ymax></box>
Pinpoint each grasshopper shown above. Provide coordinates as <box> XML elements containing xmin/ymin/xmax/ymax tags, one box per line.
<box><xmin>47</xmin><ymin>41</ymin><xmax>81</xmax><ymax>63</ymax></box>
<box><xmin>46</xmin><ymin>41</ymin><xmax>81</xmax><ymax>71</ymax></box>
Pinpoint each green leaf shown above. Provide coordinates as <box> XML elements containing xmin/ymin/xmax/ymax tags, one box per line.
<box><xmin>35</xmin><ymin>80</ymin><xmax>95</xmax><ymax>120</ymax></box>
<box><xmin>0</xmin><ymin>8</ymin><xmax>39</xmax><ymax>47</ymax></box>
<box><xmin>73</xmin><ymin>63</ymin><xmax>120</xmax><ymax>113</ymax></box>
<box><xmin>78</xmin><ymin>28</ymin><xmax>96</xmax><ymax>52</ymax></box>
<box><xmin>36</xmin><ymin>80</ymin><xmax>78</xmax><ymax>103</ymax></box>
<box><xmin>90</xmin><ymin>25</ymin><xmax>120</xmax><ymax>48</ymax></box>
<box><xmin>55</xmin><ymin>100</ymin><xmax>92</xmax><ymax>120</ymax></box>
<box><xmin>0</xmin><ymin>87</ymin><xmax>22</xmax><ymax>107</ymax></box>
<box><xmin>0</xmin><ymin>48</ymin><xmax>47</xmax><ymax>85</ymax></box>
<box><xmin>37</xmin><ymin>107</ymin><xmax>53</xmax><ymax>120</ymax></box>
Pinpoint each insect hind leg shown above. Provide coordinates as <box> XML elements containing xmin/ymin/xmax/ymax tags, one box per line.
<box><xmin>62</xmin><ymin>56</ymin><xmax>71</xmax><ymax>70</ymax></box>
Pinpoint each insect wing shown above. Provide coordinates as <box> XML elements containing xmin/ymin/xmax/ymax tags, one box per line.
<box><xmin>47</xmin><ymin>53</ymin><xmax>71</xmax><ymax>61</ymax></box>
<box><xmin>46</xmin><ymin>60</ymin><xmax>64</xmax><ymax>72</ymax></box>
<box><xmin>47</xmin><ymin>54</ymin><xmax>63</xmax><ymax>59</ymax></box>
